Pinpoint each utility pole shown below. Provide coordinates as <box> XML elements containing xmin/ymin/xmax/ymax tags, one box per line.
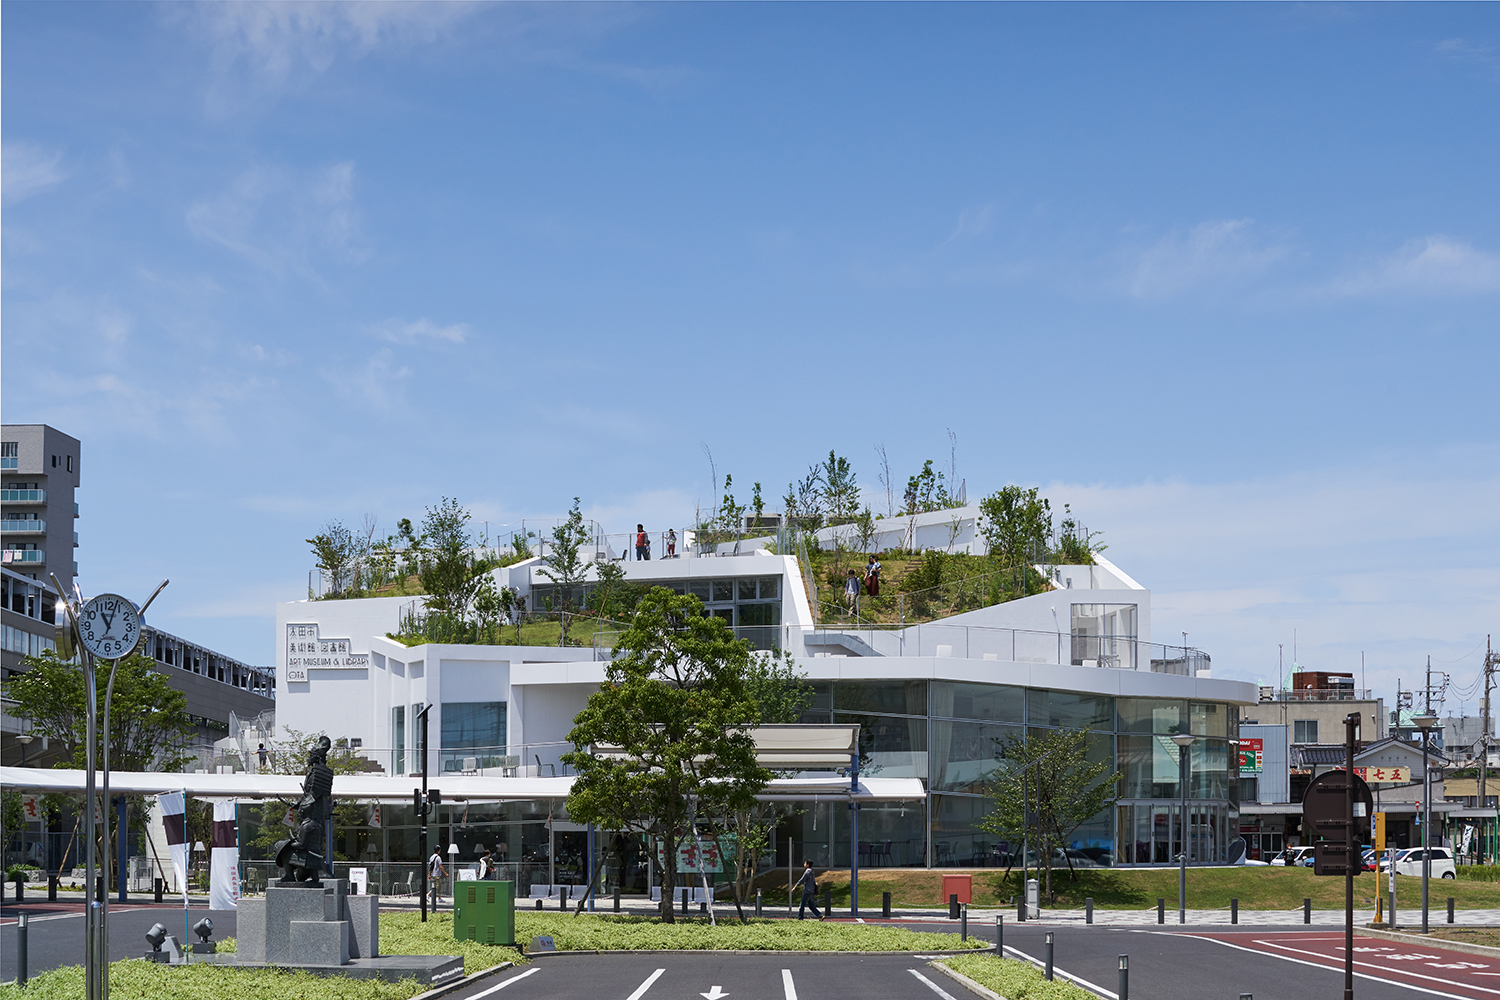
<box><xmin>1482</xmin><ymin>637</ymin><xmax>1497</xmax><ymax>864</ymax></box>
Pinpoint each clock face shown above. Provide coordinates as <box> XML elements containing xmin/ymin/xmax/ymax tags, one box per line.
<box><xmin>77</xmin><ymin>593</ymin><xmax>142</xmax><ymax>660</ymax></box>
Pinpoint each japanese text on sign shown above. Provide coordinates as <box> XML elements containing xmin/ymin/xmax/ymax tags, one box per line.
<box><xmin>284</xmin><ymin>623</ymin><xmax>369</xmax><ymax>682</ymax></box>
<box><xmin>1353</xmin><ymin>766</ymin><xmax>1410</xmax><ymax>783</ymax></box>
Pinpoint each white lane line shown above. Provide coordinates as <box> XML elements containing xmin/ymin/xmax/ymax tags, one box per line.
<box><xmin>626</xmin><ymin>967</ymin><xmax>667</xmax><ymax>1000</ymax></box>
<box><xmin>781</xmin><ymin>968</ymin><xmax>798</xmax><ymax>1000</ymax></box>
<box><xmin>996</xmin><ymin>945</ymin><xmax>1117</xmax><ymax>998</ymax></box>
<box><xmin>467</xmin><ymin>967</ymin><xmax>540</xmax><ymax>998</ymax></box>
<box><xmin>907</xmin><ymin>969</ymin><xmax>959</xmax><ymax>999</ymax></box>
<box><xmin>1177</xmin><ymin>934</ymin><xmax>1474</xmax><ymax>1000</ymax></box>
<box><xmin>1255</xmin><ymin>938</ymin><xmax>1500</xmax><ymax>996</ymax></box>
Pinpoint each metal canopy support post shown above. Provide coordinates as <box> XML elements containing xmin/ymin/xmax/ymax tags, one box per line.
<box><xmin>849</xmin><ymin>752</ymin><xmax>859</xmax><ymax>916</ymax></box>
<box><xmin>116</xmin><ymin>797</ymin><xmax>128</xmax><ymax>903</ymax></box>
<box><xmin>417</xmin><ymin>704</ymin><xmax>432</xmax><ymax>922</ymax></box>
<box><xmin>1344</xmin><ymin>712</ymin><xmax>1359</xmax><ymax>1000</ymax></box>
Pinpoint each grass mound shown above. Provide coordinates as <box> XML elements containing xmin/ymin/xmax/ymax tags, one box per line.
<box><xmin>512</xmin><ymin>911</ymin><xmax>986</xmax><ymax>952</ymax></box>
<box><xmin>939</xmin><ymin>954</ymin><xmax>1098</xmax><ymax>999</ymax></box>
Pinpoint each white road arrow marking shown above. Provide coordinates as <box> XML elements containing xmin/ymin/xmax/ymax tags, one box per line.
<box><xmin>700</xmin><ymin>988</ymin><xmax>730</xmax><ymax>1000</ymax></box>
<box><xmin>781</xmin><ymin>969</ymin><xmax>797</xmax><ymax>1000</ymax></box>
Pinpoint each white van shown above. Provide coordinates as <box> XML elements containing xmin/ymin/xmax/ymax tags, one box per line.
<box><xmin>1380</xmin><ymin>847</ymin><xmax>1457</xmax><ymax>879</ymax></box>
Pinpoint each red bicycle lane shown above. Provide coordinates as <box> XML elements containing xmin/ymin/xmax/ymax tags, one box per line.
<box><xmin>1185</xmin><ymin>930</ymin><xmax>1500</xmax><ymax>999</ymax></box>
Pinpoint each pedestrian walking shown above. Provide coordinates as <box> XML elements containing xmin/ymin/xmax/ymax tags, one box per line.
<box><xmin>844</xmin><ymin>568</ymin><xmax>861</xmax><ymax>615</ymax></box>
<box><xmin>635</xmin><ymin>524</ymin><xmax>651</xmax><ymax>561</ymax></box>
<box><xmin>864</xmin><ymin>554</ymin><xmax>882</xmax><ymax>597</ymax></box>
<box><xmin>428</xmin><ymin>847</ymin><xmax>447</xmax><ymax>909</ymax></box>
<box><xmin>478</xmin><ymin>849</ymin><xmax>493</xmax><ymax>880</ymax></box>
<box><xmin>793</xmin><ymin>860</ymin><xmax>824</xmax><ymax>920</ymax></box>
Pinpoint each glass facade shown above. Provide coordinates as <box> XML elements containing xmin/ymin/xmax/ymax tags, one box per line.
<box><xmin>787</xmin><ymin>679</ymin><xmax>1238</xmax><ymax>868</ymax></box>
<box><xmin>441</xmin><ymin>701</ymin><xmax>507</xmax><ymax>771</ymax></box>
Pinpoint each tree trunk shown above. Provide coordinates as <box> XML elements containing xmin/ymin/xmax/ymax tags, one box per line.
<box><xmin>658</xmin><ymin>832</ymin><xmax>676</xmax><ymax>923</ymax></box>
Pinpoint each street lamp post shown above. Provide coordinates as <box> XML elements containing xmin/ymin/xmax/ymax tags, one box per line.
<box><xmin>1171</xmin><ymin>733</ymin><xmax>1197</xmax><ymax>924</ymax></box>
<box><xmin>1414</xmin><ymin>713</ymin><xmax>1438</xmax><ymax>933</ymax></box>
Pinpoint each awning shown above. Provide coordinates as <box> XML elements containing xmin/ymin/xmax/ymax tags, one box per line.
<box><xmin>0</xmin><ymin>767</ymin><xmax>925</xmax><ymax>803</ymax></box>
<box><xmin>594</xmin><ymin>723</ymin><xmax>861</xmax><ymax>769</ymax></box>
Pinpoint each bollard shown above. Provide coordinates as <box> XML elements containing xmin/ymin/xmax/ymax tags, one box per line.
<box><xmin>155</xmin><ymin>877</ymin><xmax>163</xmax><ymax>903</ymax></box>
<box><xmin>17</xmin><ymin>912</ymin><xmax>28</xmax><ymax>988</ymax></box>
<box><xmin>950</xmin><ymin>893</ymin><xmax>960</xmax><ymax>920</ymax></box>
<box><xmin>682</xmin><ymin>889</ymin><xmax>689</xmax><ymax>916</ymax></box>
<box><xmin>700</xmin><ymin>901</ymin><xmax>707</xmax><ymax>914</ymax></box>
<box><xmin>823</xmin><ymin>888</ymin><xmax>832</xmax><ymax>917</ymax></box>
<box><xmin>1018</xmin><ymin>895</ymin><xmax>1027</xmax><ymax>922</ymax></box>
<box><xmin>560</xmin><ymin>886</ymin><xmax>569</xmax><ymax>912</ymax></box>
<box><xmin>1448</xmin><ymin>897</ymin><xmax>1455</xmax><ymax>924</ymax></box>
<box><xmin>1303</xmin><ymin>898</ymin><xmax>1311</xmax><ymax>925</ymax></box>
<box><xmin>1086</xmin><ymin>897</ymin><xmax>1093</xmax><ymax>925</ymax></box>
<box><xmin>1044</xmin><ymin>931</ymin><xmax>1054</xmax><ymax>981</ymax></box>
<box><xmin>1157</xmin><ymin>898</ymin><xmax>1165</xmax><ymax>924</ymax></box>
<box><xmin>48</xmin><ymin>874</ymin><xmax>58</xmax><ymax>902</ymax></box>
<box><xmin>535</xmin><ymin>898</ymin><xmax>543</xmax><ymax>910</ymax></box>
<box><xmin>1118</xmin><ymin>955</ymin><xmax>1128</xmax><ymax>1000</ymax></box>
<box><xmin>1231</xmin><ymin>898</ymin><xmax>1238</xmax><ymax>924</ymax></box>
<box><xmin>756</xmin><ymin>888</ymin><xmax>763</xmax><ymax>917</ymax></box>
<box><xmin>961</xmin><ymin>904</ymin><xmax>968</xmax><ymax>942</ymax></box>
<box><xmin>614</xmin><ymin>884</ymin><xmax>622</xmax><ymax>913</ymax></box>
<box><xmin>882</xmin><ymin>891</ymin><xmax>891</xmax><ymax>919</ymax></box>
<box><xmin>995</xmin><ymin>914</ymin><xmax>1003</xmax><ymax>956</ymax></box>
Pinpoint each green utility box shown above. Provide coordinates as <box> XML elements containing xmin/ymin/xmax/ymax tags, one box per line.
<box><xmin>455</xmin><ymin>879</ymin><xmax>515</xmax><ymax>946</ymax></box>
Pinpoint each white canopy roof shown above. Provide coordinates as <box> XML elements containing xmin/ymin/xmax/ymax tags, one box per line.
<box><xmin>0</xmin><ymin>767</ymin><xmax>924</xmax><ymax>803</ymax></box>
<box><xmin>593</xmin><ymin>723</ymin><xmax>861</xmax><ymax>768</ymax></box>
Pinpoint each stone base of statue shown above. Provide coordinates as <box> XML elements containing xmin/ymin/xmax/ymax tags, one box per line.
<box><xmin>218</xmin><ymin>879</ymin><xmax>462</xmax><ymax>986</ymax></box>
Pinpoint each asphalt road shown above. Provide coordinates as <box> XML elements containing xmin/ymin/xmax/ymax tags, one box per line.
<box><xmin>2</xmin><ymin>900</ymin><xmax>237</xmax><ymax>979</ymax></box>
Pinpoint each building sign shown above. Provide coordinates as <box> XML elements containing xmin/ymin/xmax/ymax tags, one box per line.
<box><xmin>655</xmin><ymin>837</ymin><xmax>724</xmax><ymax>874</ymax></box>
<box><xmin>284</xmin><ymin>623</ymin><xmax>369</xmax><ymax>682</ymax></box>
<box><xmin>1354</xmin><ymin>766</ymin><xmax>1410</xmax><ymax>783</ymax></box>
<box><xmin>1238</xmin><ymin>738</ymin><xmax>1263</xmax><ymax>774</ymax></box>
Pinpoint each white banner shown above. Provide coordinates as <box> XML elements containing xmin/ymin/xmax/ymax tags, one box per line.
<box><xmin>209</xmin><ymin>799</ymin><xmax>239</xmax><ymax>910</ymax></box>
<box><xmin>158</xmin><ymin>791</ymin><xmax>189</xmax><ymax>905</ymax></box>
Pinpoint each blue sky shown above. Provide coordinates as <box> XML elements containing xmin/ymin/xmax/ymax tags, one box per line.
<box><xmin>4</xmin><ymin>3</ymin><xmax>1498</xmax><ymax>710</ymax></box>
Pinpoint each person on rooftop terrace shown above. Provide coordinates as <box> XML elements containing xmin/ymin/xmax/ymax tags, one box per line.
<box><xmin>845</xmin><ymin>568</ymin><xmax>861</xmax><ymax>615</ymax></box>
<box><xmin>635</xmin><ymin>524</ymin><xmax>650</xmax><ymax>561</ymax></box>
<box><xmin>864</xmin><ymin>554</ymin><xmax>881</xmax><ymax>597</ymax></box>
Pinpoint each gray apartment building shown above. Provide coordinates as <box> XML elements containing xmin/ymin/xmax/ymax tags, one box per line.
<box><xmin>1</xmin><ymin>423</ymin><xmax>79</xmax><ymax>595</ymax></box>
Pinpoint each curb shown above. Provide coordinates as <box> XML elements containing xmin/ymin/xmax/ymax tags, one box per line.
<box><xmin>931</xmin><ymin>960</ymin><xmax>1007</xmax><ymax>999</ymax></box>
<box><xmin>409</xmin><ymin>960</ymin><xmax>514</xmax><ymax>999</ymax></box>
<box><xmin>525</xmin><ymin>948</ymin><xmax>982</xmax><ymax>956</ymax></box>
<box><xmin>1357</xmin><ymin>926</ymin><xmax>1500</xmax><ymax>959</ymax></box>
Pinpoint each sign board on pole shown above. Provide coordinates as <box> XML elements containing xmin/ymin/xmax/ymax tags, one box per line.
<box><xmin>1237</xmin><ymin>738</ymin><xmax>1263</xmax><ymax>774</ymax></box>
<box><xmin>1353</xmin><ymin>766</ymin><xmax>1410</xmax><ymax>783</ymax></box>
<box><xmin>1373</xmin><ymin>811</ymin><xmax>1386</xmax><ymax>853</ymax></box>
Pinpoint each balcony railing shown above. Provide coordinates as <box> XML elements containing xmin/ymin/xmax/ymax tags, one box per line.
<box><xmin>0</xmin><ymin>457</ymin><xmax>16</xmax><ymax>470</ymax></box>
<box><xmin>2</xmin><ymin>550</ymin><xmax>45</xmax><ymax>565</ymax></box>
<box><xmin>0</xmin><ymin>489</ymin><xmax>45</xmax><ymax>503</ymax></box>
<box><xmin>1270</xmin><ymin>688</ymin><xmax>1371</xmax><ymax>702</ymax></box>
<box><xmin>0</xmin><ymin>520</ymin><xmax>45</xmax><ymax>533</ymax></box>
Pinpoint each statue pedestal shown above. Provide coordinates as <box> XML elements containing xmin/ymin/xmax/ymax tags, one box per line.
<box><xmin>216</xmin><ymin>882</ymin><xmax>462</xmax><ymax>986</ymax></box>
<box><xmin>237</xmin><ymin>880</ymin><xmax>371</xmax><ymax>966</ymax></box>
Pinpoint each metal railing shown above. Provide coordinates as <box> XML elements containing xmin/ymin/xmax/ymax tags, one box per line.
<box><xmin>588</xmin><ymin>622</ymin><xmax>1209</xmax><ymax>671</ymax></box>
<box><xmin>1270</xmin><ymin>688</ymin><xmax>1371</xmax><ymax>702</ymax></box>
<box><xmin>0</xmin><ymin>520</ymin><xmax>46</xmax><ymax>533</ymax></box>
<box><xmin>0</xmin><ymin>489</ymin><xmax>45</xmax><ymax>503</ymax></box>
<box><xmin>2</xmin><ymin>550</ymin><xmax>45</xmax><ymax>565</ymax></box>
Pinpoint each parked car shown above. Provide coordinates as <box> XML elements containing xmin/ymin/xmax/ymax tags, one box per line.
<box><xmin>1378</xmin><ymin>847</ymin><xmax>1457</xmax><ymax>879</ymax></box>
<box><xmin>1271</xmin><ymin>846</ymin><xmax>1315</xmax><ymax>867</ymax></box>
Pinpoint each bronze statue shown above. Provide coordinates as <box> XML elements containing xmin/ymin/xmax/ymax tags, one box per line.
<box><xmin>275</xmin><ymin>735</ymin><xmax>335</xmax><ymax>885</ymax></box>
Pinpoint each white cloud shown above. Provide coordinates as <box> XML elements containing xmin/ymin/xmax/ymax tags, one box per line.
<box><xmin>2</xmin><ymin>141</ymin><xmax>66</xmax><ymax>204</ymax></box>
<box><xmin>1044</xmin><ymin>446</ymin><xmax>1500</xmax><ymax>698</ymax></box>
<box><xmin>372</xmin><ymin>318</ymin><xmax>469</xmax><ymax>345</ymax></box>
<box><xmin>1117</xmin><ymin>218</ymin><xmax>1288</xmax><ymax>299</ymax></box>
<box><xmin>1324</xmin><ymin>236</ymin><xmax>1500</xmax><ymax>297</ymax></box>
<box><xmin>186</xmin><ymin>162</ymin><xmax>366</xmax><ymax>278</ymax></box>
<box><xmin>943</xmin><ymin>204</ymin><xmax>996</xmax><ymax>245</ymax></box>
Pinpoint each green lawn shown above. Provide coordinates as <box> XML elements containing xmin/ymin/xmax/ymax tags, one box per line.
<box><xmin>512</xmin><ymin>911</ymin><xmax>987</xmax><ymax>951</ymax></box>
<box><xmin>938</xmin><ymin>954</ymin><xmax>1099</xmax><ymax>1000</ymax></box>
<box><xmin>759</xmin><ymin>865</ymin><xmax>1500</xmax><ymax>910</ymax></box>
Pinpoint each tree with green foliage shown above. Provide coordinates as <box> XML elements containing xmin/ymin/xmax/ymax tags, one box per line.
<box><xmin>977</xmin><ymin>727</ymin><xmax>1120</xmax><ymax>901</ymax></box>
<box><xmin>538</xmin><ymin>498</ymin><xmax>591</xmax><ymax>643</ymax></box>
<box><xmin>561</xmin><ymin>588</ymin><xmax>770</xmax><ymax>922</ymax></box>
<box><xmin>243</xmin><ymin>727</ymin><xmax>371</xmax><ymax>858</ymax></box>
<box><xmin>307</xmin><ymin>520</ymin><xmax>358</xmax><ymax>597</ymax></box>
<box><xmin>978</xmin><ymin>485</ymin><xmax>1053</xmax><ymax>596</ymax></box>
<box><xmin>821</xmin><ymin>450</ymin><xmax>859</xmax><ymax>523</ymax></box>
<box><xmin>1054</xmin><ymin>503</ymin><xmax>1106</xmax><ymax>564</ymax></box>
<box><xmin>7</xmin><ymin>651</ymin><xmax>195</xmax><ymax>772</ymax></box>
<box><xmin>418</xmin><ymin>497</ymin><xmax>497</xmax><ymax>624</ymax></box>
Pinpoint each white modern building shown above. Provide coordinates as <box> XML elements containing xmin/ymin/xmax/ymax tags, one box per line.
<box><xmin>272</xmin><ymin>540</ymin><xmax>1256</xmax><ymax>886</ymax></box>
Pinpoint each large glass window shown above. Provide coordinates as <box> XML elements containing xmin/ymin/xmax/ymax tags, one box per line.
<box><xmin>834</xmin><ymin>713</ymin><xmax>927</xmax><ymax>779</ymax></box>
<box><xmin>930</xmin><ymin>681</ymin><xmax>1024</xmax><ymax>724</ymax></box>
<box><xmin>931</xmin><ymin>795</ymin><xmax>995</xmax><ymax>867</ymax></box>
<box><xmin>930</xmin><ymin>720</ymin><xmax>1020</xmax><ymax>792</ymax></box>
<box><xmin>1027</xmin><ymin>689</ymin><xmax>1113</xmax><ymax>729</ymax></box>
<box><xmin>392</xmin><ymin>705</ymin><xmax>405</xmax><ymax>776</ymax></box>
<box><xmin>1070</xmin><ymin>603</ymin><xmax>1138</xmax><ymax>668</ymax></box>
<box><xmin>833</xmin><ymin>680</ymin><xmax>927</xmax><ymax>716</ymax></box>
<box><xmin>1119</xmin><ymin>734</ymin><xmax>1183</xmax><ymax>799</ymax></box>
<box><xmin>441</xmin><ymin>701</ymin><xmax>507</xmax><ymax>771</ymax></box>
<box><xmin>1190</xmin><ymin>702</ymin><xmax>1228</xmax><ymax>737</ymax></box>
<box><xmin>1117</xmin><ymin>698</ymin><xmax>1189</xmax><ymax>735</ymax></box>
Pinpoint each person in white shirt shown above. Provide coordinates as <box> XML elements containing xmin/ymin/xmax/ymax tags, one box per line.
<box><xmin>428</xmin><ymin>848</ymin><xmax>447</xmax><ymax>909</ymax></box>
